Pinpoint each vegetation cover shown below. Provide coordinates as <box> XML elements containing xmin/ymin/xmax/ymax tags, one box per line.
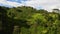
<box><xmin>0</xmin><ymin>6</ymin><xmax>60</xmax><ymax>34</ymax></box>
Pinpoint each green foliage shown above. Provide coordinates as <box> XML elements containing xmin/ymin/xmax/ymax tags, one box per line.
<box><xmin>0</xmin><ymin>6</ymin><xmax>60</xmax><ymax>34</ymax></box>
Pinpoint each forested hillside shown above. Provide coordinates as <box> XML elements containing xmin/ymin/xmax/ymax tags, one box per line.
<box><xmin>0</xmin><ymin>6</ymin><xmax>60</xmax><ymax>34</ymax></box>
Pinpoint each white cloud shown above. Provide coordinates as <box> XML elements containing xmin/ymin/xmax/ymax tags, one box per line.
<box><xmin>0</xmin><ymin>0</ymin><xmax>60</xmax><ymax>12</ymax></box>
<box><xmin>23</xmin><ymin>0</ymin><xmax>60</xmax><ymax>12</ymax></box>
<box><xmin>0</xmin><ymin>0</ymin><xmax>24</xmax><ymax>7</ymax></box>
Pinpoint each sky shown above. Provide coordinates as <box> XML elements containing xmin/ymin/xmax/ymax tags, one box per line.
<box><xmin>0</xmin><ymin>0</ymin><xmax>60</xmax><ymax>12</ymax></box>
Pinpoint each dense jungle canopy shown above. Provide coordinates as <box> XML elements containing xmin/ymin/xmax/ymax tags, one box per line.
<box><xmin>0</xmin><ymin>6</ymin><xmax>60</xmax><ymax>34</ymax></box>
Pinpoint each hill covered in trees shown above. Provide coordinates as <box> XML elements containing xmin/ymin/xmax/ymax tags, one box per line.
<box><xmin>0</xmin><ymin>6</ymin><xmax>60</xmax><ymax>34</ymax></box>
